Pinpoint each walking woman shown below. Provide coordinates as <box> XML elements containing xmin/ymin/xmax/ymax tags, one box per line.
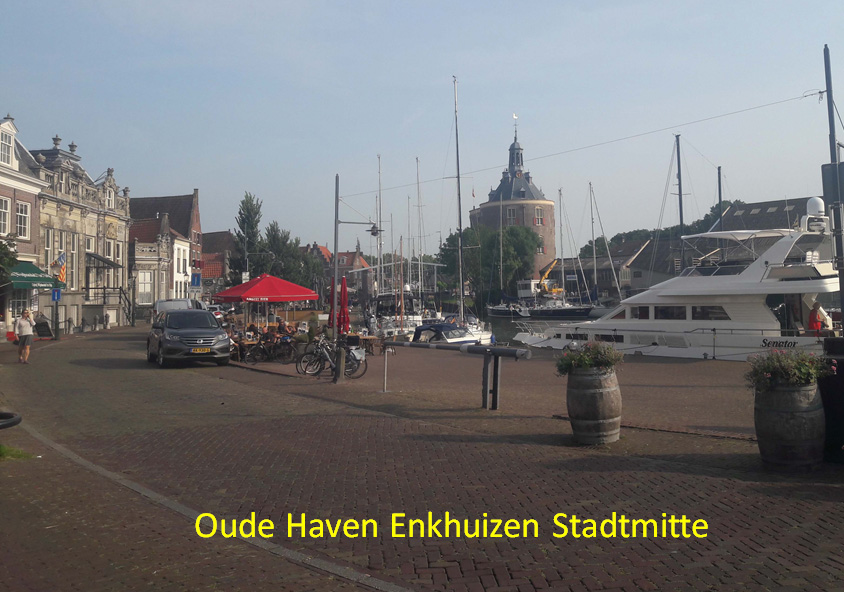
<box><xmin>15</xmin><ymin>309</ymin><xmax>35</xmax><ymax>364</ymax></box>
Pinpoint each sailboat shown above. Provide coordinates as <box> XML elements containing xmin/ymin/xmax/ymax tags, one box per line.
<box><xmin>450</xmin><ymin>77</ymin><xmax>493</xmax><ymax>344</ymax></box>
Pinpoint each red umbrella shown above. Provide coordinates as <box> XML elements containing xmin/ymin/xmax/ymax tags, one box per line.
<box><xmin>338</xmin><ymin>277</ymin><xmax>350</xmax><ymax>334</ymax></box>
<box><xmin>214</xmin><ymin>274</ymin><xmax>318</xmax><ymax>303</ymax></box>
<box><xmin>327</xmin><ymin>283</ymin><xmax>335</xmax><ymax>328</ymax></box>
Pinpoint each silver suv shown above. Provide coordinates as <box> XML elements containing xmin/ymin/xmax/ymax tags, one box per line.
<box><xmin>152</xmin><ymin>298</ymin><xmax>206</xmax><ymax>318</ymax></box>
<box><xmin>147</xmin><ymin>309</ymin><xmax>230</xmax><ymax>368</ymax></box>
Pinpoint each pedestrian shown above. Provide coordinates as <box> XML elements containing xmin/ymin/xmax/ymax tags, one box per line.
<box><xmin>808</xmin><ymin>301</ymin><xmax>831</xmax><ymax>336</ymax></box>
<box><xmin>104</xmin><ymin>312</ymin><xmax>110</xmax><ymax>329</ymax></box>
<box><xmin>15</xmin><ymin>309</ymin><xmax>36</xmax><ymax>364</ymax></box>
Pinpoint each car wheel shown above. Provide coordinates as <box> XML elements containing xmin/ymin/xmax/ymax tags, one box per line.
<box><xmin>156</xmin><ymin>347</ymin><xmax>170</xmax><ymax>368</ymax></box>
<box><xmin>216</xmin><ymin>358</ymin><xmax>230</xmax><ymax>366</ymax></box>
<box><xmin>147</xmin><ymin>342</ymin><xmax>156</xmax><ymax>363</ymax></box>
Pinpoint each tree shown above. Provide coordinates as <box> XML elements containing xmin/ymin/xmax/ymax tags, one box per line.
<box><xmin>229</xmin><ymin>192</ymin><xmax>265</xmax><ymax>283</ymax></box>
<box><xmin>0</xmin><ymin>236</ymin><xmax>18</xmax><ymax>286</ymax></box>
<box><xmin>438</xmin><ymin>225</ymin><xmax>540</xmax><ymax>302</ymax></box>
<box><xmin>263</xmin><ymin>221</ymin><xmax>320</xmax><ymax>288</ymax></box>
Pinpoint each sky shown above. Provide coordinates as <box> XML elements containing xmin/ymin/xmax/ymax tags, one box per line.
<box><xmin>4</xmin><ymin>1</ymin><xmax>843</xmax><ymax>260</ymax></box>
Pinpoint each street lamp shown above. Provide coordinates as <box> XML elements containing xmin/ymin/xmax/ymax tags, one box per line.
<box><xmin>130</xmin><ymin>264</ymin><xmax>138</xmax><ymax>327</ymax></box>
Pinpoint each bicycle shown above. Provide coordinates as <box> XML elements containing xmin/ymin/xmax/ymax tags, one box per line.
<box><xmin>244</xmin><ymin>333</ymin><xmax>297</xmax><ymax>364</ymax></box>
<box><xmin>296</xmin><ymin>335</ymin><xmax>367</xmax><ymax>379</ymax></box>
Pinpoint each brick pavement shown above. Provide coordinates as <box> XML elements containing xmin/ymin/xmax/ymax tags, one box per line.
<box><xmin>1</xmin><ymin>327</ymin><xmax>844</xmax><ymax>591</ymax></box>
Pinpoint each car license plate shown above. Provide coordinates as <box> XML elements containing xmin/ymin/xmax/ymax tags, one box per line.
<box><xmin>191</xmin><ymin>347</ymin><xmax>211</xmax><ymax>353</ymax></box>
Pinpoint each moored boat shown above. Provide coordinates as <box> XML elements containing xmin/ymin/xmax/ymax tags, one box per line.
<box><xmin>514</xmin><ymin>198</ymin><xmax>840</xmax><ymax>361</ymax></box>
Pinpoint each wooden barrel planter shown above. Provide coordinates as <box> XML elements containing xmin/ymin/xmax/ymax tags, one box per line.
<box><xmin>754</xmin><ymin>384</ymin><xmax>825</xmax><ymax>469</ymax></box>
<box><xmin>566</xmin><ymin>368</ymin><xmax>622</xmax><ymax>444</ymax></box>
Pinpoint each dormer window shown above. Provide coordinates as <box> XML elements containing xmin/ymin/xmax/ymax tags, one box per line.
<box><xmin>106</xmin><ymin>188</ymin><xmax>115</xmax><ymax>209</ymax></box>
<box><xmin>0</xmin><ymin>132</ymin><xmax>12</xmax><ymax>166</ymax></box>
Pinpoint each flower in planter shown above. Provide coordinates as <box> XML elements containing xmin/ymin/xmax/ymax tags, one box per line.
<box><xmin>745</xmin><ymin>349</ymin><xmax>833</xmax><ymax>392</ymax></box>
<box><xmin>556</xmin><ymin>341</ymin><xmax>624</xmax><ymax>376</ymax></box>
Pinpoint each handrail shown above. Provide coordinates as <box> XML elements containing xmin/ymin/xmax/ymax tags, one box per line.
<box><xmin>384</xmin><ymin>341</ymin><xmax>532</xmax><ymax>360</ymax></box>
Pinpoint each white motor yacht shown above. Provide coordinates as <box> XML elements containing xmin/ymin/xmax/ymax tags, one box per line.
<box><xmin>514</xmin><ymin>197</ymin><xmax>840</xmax><ymax>361</ymax></box>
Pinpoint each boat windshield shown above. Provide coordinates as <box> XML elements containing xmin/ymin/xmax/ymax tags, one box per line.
<box><xmin>784</xmin><ymin>233</ymin><xmax>833</xmax><ymax>264</ymax></box>
<box><xmin>679</xmin><ymin>263</ymin><xmax>749</xmax><ymax>277</ymax></box>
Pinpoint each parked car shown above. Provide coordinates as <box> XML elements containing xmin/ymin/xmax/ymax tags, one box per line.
<box><xmin>206</xmin><ymin>304</ymin><xmax>225</xmax><ymax>321</ymax></box>
<box><xmin>147</xmin><ymin>309</ymin><xmax>230</xmax><ymax>368</ymax></box>
<box><xmin>152</xmin><ymin>298</ymin><xmax>206</xmax><ymax>318</ymax></box>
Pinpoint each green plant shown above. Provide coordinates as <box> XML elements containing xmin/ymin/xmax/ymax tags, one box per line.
<box><xmin>556</xmin><ymin>341</ymin><xmax>624</xmax><ymax>376</ymax></box>
<box><xmin>0</xmin><ymin>445</ymin><xmax>33</xmax><ymax>460</ymax></box>
<box><xmin>745</xmin><ymin>349</ymin><xmax>835</xmax><ymax>392</ymax></box>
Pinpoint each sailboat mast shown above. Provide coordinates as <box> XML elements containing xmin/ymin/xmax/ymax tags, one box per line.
<box><xmin>416</xmin><ymin>157</ymin><xmax>424</xmax><ymax>299</ymax></box>
<box><xmin>377</xmin><ymin>155</ymin><xmax>383</xmax><ymax>295</ymax></box>
<box><xmin>824</xmin><ymin>45</ymin><xmax>844</xmax><ymax>315</ymax></box>
<box><xmin>675</xmin><ymin>134</ymin><xmax>685</xmax><ymax>271</ymax></box>
<box><xmin>717</xmin><ymin>165</ymin><xmax>724</xmax><ymax>262</ymax></box>
<box><xmin>454</xmin><ymin>76</ymin><xmax>466</xmax><ymax>323</ymax></box>
<box><xmin>558</xmin><ymin>188</ymin><xmax>565</xmax><ymax>301</ymax></box>
<box><xmin>590</xmin><ymin>183</ymin><xmax>597</xmax><ymax>293</ymax></box>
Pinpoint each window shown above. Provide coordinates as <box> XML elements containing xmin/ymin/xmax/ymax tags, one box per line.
<box><xmin>631</xmin><ymin>306</ymin><xmax>650</xmax><ymax>320</ymax></box>
<box><xmin>534</xmin><ymin>207</ymin><xmax>544</xmax><ymax>226</ymax></box>
<box><xmin>506</xmin><ymin>207</ymin><xmax>517</xmax><ymax>226</ymax></box>
<box><xmin>0</xmin><ymin>197</ymin><xmax>8</xmax><ymax>235</ymax></box>
<box><xmin>0</xmin><ymin>131</ymin><xmax>11</xmax><ymax>166</ymax></box>
<box><xmin>654</xmin><ymin>306</ymin><xmax>687</xmax><ymax>320</ymax></box>
<box><xmin>10</xmin><ymin>289</ymin><xmax>28</xmax><ymax>318</ymax></box>
<box><xmin>86</xmin><ymin>236</ymin><xmax>95</xmax><ymax>252</ymax></box>
<box><xmin>69</xmin><ymin>233</ymin><xmax>77</xmax><ymax>290</ymax></box>
<box><xmin>59</xmin><ymin>230</ymin><xmax>66</xmax><ymax>254</ymax></box>
<box><xmin>44</xmin><ymin>228</ymin><xmax>53</xmax><ymax>265</ymax></box>
<box><xmin>537</xmin><ymin>245</ymin><xmax>545</xmax><ymax>254</ymax></box>
<box><xmin>105</xmin><ymin>239</ymin><xmax>115</xmax><ymax>287</ymax></box>
<box><xmin>106</xmin><ymin>188</ymin><xmax>115</xmax><ymax>209</ymax></box>
<box><xmin>692</xmin><ymin>306</ymin><xmax>731</xmax><ymax>321</ymax></box>
<box><xmin>15</xmin><ymin>202</ymin><xmax>29</xmax><ymax>239</ymax></box>
<box><xmin>138</xmin><ymin>271</ymin><xmax>153</xmax><ymax>304</ymax></box>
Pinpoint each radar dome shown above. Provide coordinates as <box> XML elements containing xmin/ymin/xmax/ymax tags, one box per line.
<box><xmin>807</xmin><ymin>196</ymin><xmax>825</xmax><ymax>216</ymax></box>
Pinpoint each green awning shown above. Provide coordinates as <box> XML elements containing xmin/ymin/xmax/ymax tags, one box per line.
<box><xmin>9</xmin><ymin>261</ymin><xmax>66</xmax><ymax>289</ymax></box>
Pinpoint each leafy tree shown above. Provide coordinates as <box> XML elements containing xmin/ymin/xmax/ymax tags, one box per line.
<box><xmin>438</xmin><ymin>225</ymin><xmax>540</xmax><ymax>301</ymax></box>
<box><xmin>0</xmin><ymin>236</ymin><xmax>18</xmax><ymax>286</ymax></box>
<box><xmin>230</xmin><ymin>192</ymin><xmax>265</xmax><ymax>283</ymax></box>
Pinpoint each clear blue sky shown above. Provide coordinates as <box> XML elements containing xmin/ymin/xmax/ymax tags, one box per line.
<box><xmin>4</xmin><ymin>1</ymin><xmax>842</xmax><ymax>258</ymax></box>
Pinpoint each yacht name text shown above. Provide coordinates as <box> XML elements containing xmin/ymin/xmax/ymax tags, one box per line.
<box><xmin>760</xmin><ymin>339</ymin><xmax>798</xmax><ymax>348</ymax></box>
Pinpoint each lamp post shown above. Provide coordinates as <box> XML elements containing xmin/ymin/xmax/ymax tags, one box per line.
<box><xmin>130</xmin><ymin>264</ymin><xmax>138</xmax><ymax>327</ymax></box>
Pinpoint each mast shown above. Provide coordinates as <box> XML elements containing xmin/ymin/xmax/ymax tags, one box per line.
<box><xmin>377</xmin><ymin>155</ymin><xmax>383</xmax><ymax>296</ymax></box>
<box><xmin>416</xmin><ymin>157</ymin><xmax>424</xmax><ymax>299</ymax></box>
<box><xmin>824</xmin><ymin>45</ymin><xmax>844</xmax><ymax>316</ymax></box>
<box><xmin>675</xmin><ymin>134</ymin><xmax>685</xmax><ymax>272</ymax></box>
<box><xmin>558</xmin><ymin>188</ymin><xmax>566</xmax><ymax>302</ymax></box>
<box><xmin>454</xmin><ymin>76</ymin><xmax>465</xmax><ymax>324</ymax></box>
<box><xmin>590</xmin><ymin>183</ymin><xmax>597</xmax><ymax>294</ymax></box>
<box><xmin>717</xmin><ymin>166</ymin><xmax>724</xmax><ymax>262</ymax></box>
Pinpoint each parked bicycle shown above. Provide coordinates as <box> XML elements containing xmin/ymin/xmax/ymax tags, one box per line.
<box><xmin>296</xmin><ymin>334</ymin><xmax>367</xmax><ymax>379</ymax></box>
<box><xmin>244</xmin><ymin>333</ymin><xmax>298</xmax><ymax>365</ymax></box>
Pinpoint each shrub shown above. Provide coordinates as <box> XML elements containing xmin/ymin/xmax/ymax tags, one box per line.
<box><xmin>745</xmin><ymin>349</ymin><xmax>835</xmax><ymax>392</ymax></box>
<box><xmin>556</xmin><ymin>341</ymin><xmax>624</xmax><ymax>376</ymax></box>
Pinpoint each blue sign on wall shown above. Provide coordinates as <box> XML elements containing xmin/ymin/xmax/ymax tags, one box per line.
<box><xmin>191</xmin><ymin>273</ymin><xmax>202</xmax><ymax>287</ymax></box>
<box><xmin>51</xmin><ymin>288</ymin><xmax>62</xmax><ymax>301</ymax></box>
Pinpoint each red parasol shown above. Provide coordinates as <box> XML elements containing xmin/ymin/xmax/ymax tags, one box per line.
<box><xmin>213</xmin><ymin>274</ymin><xmax>318</xmax><ymax>303</ymax></box>
<box><xmin>338</xmin><ymin>277</ymin><xmax>350</xmax><ymax>334</ymax></box>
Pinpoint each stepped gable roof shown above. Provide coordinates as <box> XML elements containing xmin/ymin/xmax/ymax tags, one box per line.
<box><xmin>202</xmin><ymin>230</ymin><xmax>237</xmax><ymax>254</ymax></box>
<box><xmin>129</xmin><ymin>218</ymin><xmax>162</xmax><ymax>243</ymax></box>
<box><xmin>130</xmin><ymin>194</ymin><xmax>194</xmax><ymax>237</ymax></box>
<box><xmin>714</xmin><ymin>197</ymin><xmax>813</xmax><ymax>232</ymax></box>
<box><xmin>201</xmin><ymin>252</ymin><xmax>226</xmax><ymax>279</ymax></box>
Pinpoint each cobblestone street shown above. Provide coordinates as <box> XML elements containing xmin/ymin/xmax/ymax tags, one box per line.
<box><xmin>2</xmin><ymin>327</ymin><xmax>843</xmax><ymax>591</ymax></box>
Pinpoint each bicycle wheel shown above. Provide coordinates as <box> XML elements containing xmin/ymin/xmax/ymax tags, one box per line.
<box><xmin>274</xmin><ymin>342</ymin><xmax>297</xmax><ymax>364</ymax></box>
<box><xmin>346</xmin><ymin>356</ymin><xmax>367</xmax><ymax>379</ymax></box>
<box><xmin>298</xmin><ymin>352</ymin><xmax>324</xmax><ymax>375</ymax></box>
<box><xmin>245</xmin><ymin>345</ymin><xmax>268</xmax><ymax>364</ymax></box>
